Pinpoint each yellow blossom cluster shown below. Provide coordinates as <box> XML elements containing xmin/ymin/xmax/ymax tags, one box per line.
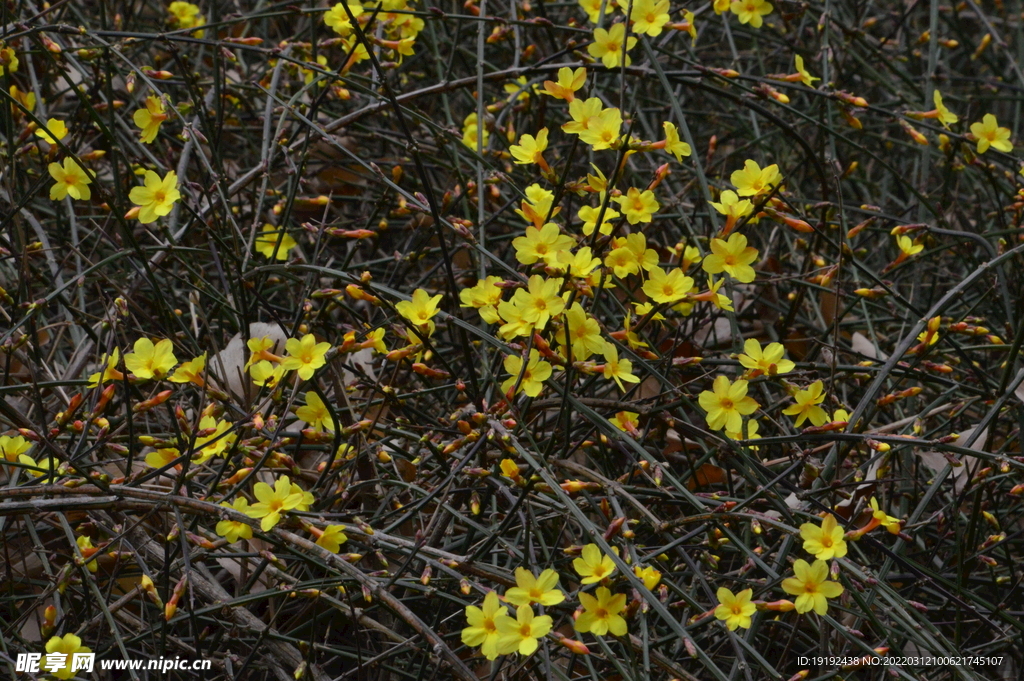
<box><xmin>460</xmin><ymin>544</ymin><xmax>652</xmax><ymax>661</ymax></box>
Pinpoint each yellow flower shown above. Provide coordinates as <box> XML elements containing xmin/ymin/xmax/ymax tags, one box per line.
<box><xmin>703</xmin><ymin>233</ymin><xmax>758</xmax><ymax>283</ymax></box>
<box><xmin>630</xmin><ymin>0</ymin><xmax>670</xmax><ymax>36</ymax></box>
<box><xmin>169</xmin><ymin>1</ymin><xmax>205</xmax><ymax>34</ymax></box>
<box><xmin>459</xmin><ymin>275</ymin><xmax>503</xmax><ymax>324</ymax></box>
<box><xmin>250</xmin><ymin>360</ymin><xmax>286</xmax><ymax>387</ymax></box>
<box><xmin>9</xmin><ymin>85</ymin><xmax>35</xmax><ymax>116</ymax></box>
<box><xmin>496</xmin><ymin>300</ymin><xmax>534</xmax><ymax>339</ymax></box>
<box><xmin>730</xmin><ymin>159</ymin><xmax>782</xmax><ymax>197</ymax></box>
<box><xmin>134</xmin><ymin>95</ymin><xmax>167</xmax><ymax>143</ymax></box>
<box><xmin>933</xmin><ymin>90</ymin><xmax>957</xmax><ymax>128</ymax></box>
<box><xmin>124</xmin><ymin>337</ymin><xmax>177</xmax><ymax>380</ymax></box>
<box><xmin>604</xmin><ymin>244</ymin><xmax>640</xmax><ymax>279</ymax></box>
<box><xmin>462</xmin><ymin>112</ymin><xmax>489</xmax><ymax>151</ymax></box>
<box><xmin>502</xmin><ymin>349</ymin><xmax>552</xmax><ymax>397</ymax></box>
<box><xmin>34</xmin><ymin>118</ymin><xmax>67</xmax><ymax>144</ymax></box>
<box><xmin>562</xmin><ymin>303</ymin><xmax>607</xmax><ymax>360</ymax></box>
<box><xmin>145</xmin><ymin>447</ymin><xmax>179</xmax><ymax>469</ymax></box>
<box><xmin>611</xmin><ymin>410</ymin><xmax>640</xmax><ymax>432</ymax></box>
<box><xmin>970</xmin><ymin>113</ymin><xmax>1012</xmax><ymax>154</ymax></box>
<box><xmin>366</xmin><ymin>328</ymin><xmax>388</xmax><ymax>354</ymax></box>
<box><xmin>634</xmin><ymin>565</ymin><xmax>662</xmax><ymax>590</ymax></box>
<box><xmin>339</xmin><ymin>35</ymin><xmax>371</xmax><ymax>72</ymax></box>
<box><xmin>76</xmin><ymin>535</ymin><xmax>99</xmax><ymax>573</ymax></box>
<box><xmin>613</xmin><ymin>187</ymin><xmax>659</xmax><ymax>224</ymax></box>
<box><xmin>576</xmin><ymin>586</ymin><xmax>628</xmax><ymax>636</ymax></box>
<box><xmin>576</xmin><ymin>204</ymin><xmax>616</xmax><ymax>236</ymax></box>
<box><xmin>563</xmin><ymin>97</ymin><xmax>605</xmax><ymax>135</ymax></box>
<box><xmin>897</xmin><ymin>235</ymin><xmax>923</xmax><ymax>257</ymax></box>
<box><xmin>48</xmin><ymin>157</ymin><xmax>92</xmax><ymax>201</ymax></box>
<box><xmin>290</xmin><ymin>480</ymin><xmax>315</xmax><ymax>511</ymax></box>
<box><xmin>710</xmin><ymin>190</ymin><xmax>754</xmax><ymax>233</ymax></box>
<box><xmin>296</xmin><ymin>391</ymin><xmax>336</xmax><ymax>432</ymax></box>
<box><xmin>699</xmin><ymin>375</ymin><xmax>759</xmax><ymax>432</ymax></box>
<box><xmin>245</xmin><ymin>475</ymin><xmax>305</xmax><ymax>531</ymax></box>
<box><xmin>870</xmin><ymin>498</ymin><xmax>901</xmax><ymax>534</ymax></box>
<box><xmin>461</xmin><ymin>591</ymin><xmax>517</xmax><ymax>660</ymax></box>
<box><xmin>555</xmin><ymin>246</ymin><xmax>602</xmax><ymax>278</ymax></box>
<box><xmin>245</xmin><ymin>336</ymin><xmax>279</xmax><ymax>369</ymax></box>
<box><xmin>503</xmin><ymin>76</ymin><xmax>534</xmax><ymax>101</ymax></box>
<box><xmin>396</xmin><ymin>288</ymin><xmax>443</xmax><ymax>326</ymax></box>
<box><xmin>726</xmin><ymin>418</ymin><xmax>760</xmax><ymax>445</ymax></box>
<box><xmin>781</xmin><ymin>559</ymin><xmax>844</xmax><ymax>615</ymax></box>
<box><xmin>738</xmin><ymin>338</ymin><xmax>794</xmax><ymax>376</ymax></box>
<box><xmin>588</xmin><ymin>23</ymin><xmax>636</xmax><ymax>69</ymax></box>
<box><xmin>578</xmin><ymin>0</ymin><xmax>610</xmax><ymax>23</ymax></box>
<box><xmin>642</xmin><ymin>265</ymin><xmax>693</xmax><ymax>304</ymax></box>
<box><xmin>130</xmin><ymin>170</ymin><xmax>181</xmax><ymax>223</ymax></box>
<box><xmin>573</xmin><ymin>543</ymin><xmax>617</xmax><ymax>584</ymax></box>
<box><xmin>800</xmin><ymin>513</ymin><xmax>848</xmax><ymax>560</ymax></box>
<box><xmin>497</xmin><ymin>604</ymin><xmax>553</xmax><ymax>656</ymax></box>
<box><xmin>169</xmin><ymin>353</ymin><xmax>206</xmax><ymax>386</ymax></box>
<box><xmin>509</xmin><ymin>275</ymin><xmax>565</xmax><ymax>331</ymax></box>
<box><xmin>794</xmin><ymin>55</ymin><xmax>819</xmax><ymax>87</ymax></box>
<box><xmin>460</xmin><ymin>276</ymin><xmax>503</xmax><ymax>309</ymax></box>
<box><xmin>506</xmin><ymin>567</ymin><xmax>565</xmax><ymax>606</ymax></box>
<box><xmin>542</xmin><ymin>66</ymin><xmax>587</xmax><ymax>101</ymax></box>
<box><xmin>515</xmin><ymin>183</ymin><xmax>557</xmax><ymax>226</ymax></box>
<box><xmin>44</xmin><ymin>633</ymin><xmax>92</xmax><ymax>679</ymax></box>
<box><xmin>280</xmin><ymin>333</ymin><xmax>332</xmax><ymax>380</ymax></box>
<box><xmin>255</xmin><ymin>225</ymin><xmax>298</xmax><ymax>260</ymax></box>
<box><xmin>513</xmin><ymin>222</ymin><xmax>575</xmax><ymax>267</ymax></box>
<box><xmin>510</xmin><ymin>128</ymin><xmax>549</xmax><ymax>166</ymax></box>
<box><xmin>217</xmin><ymin>498</ymin><xmax>254</xmax><ymax>543</ymax></box>
<box><xmin>577</xmin><ymin>106</ymin><xmax>623</xmax><ymax>151</ymax></box>
<box><xmin>705</xmin><ymin>275</ymin><xmax>733</xmax><ymax>312</ymax></box>
<box><xmin>316</xmin><ymin>524</ymin><xmax>349</xmax><ymax>552</ymax></box>
<box><xmin>620</xmin><ymin>312</ymin><xmax>648</xmax><ymax>350</ymax></box>
<box><xmin>0</xmin><ymin>435</ymin><xmax>32</xmax><ymax>462</ymax></box>
<box><xmin>500</xmin><ymin>459</ymin><xmax>521</xmax><ymax>479</ymax></box>
<box><xmin>661</xmin><ymin>121</ymin><xmax>691</xmax><ymax>161</ymax></box>
<box><xmin>783</xmin><ymin>380</ymin><xmax>828</xmax><ymax>427</ymax></box>
<box><xmin>324</xmin><ymin>2</ymin><xmax>364</xmax><ymax>36</ymax></box>
<box><xmin>193</xmin><ymin>415</ymin><xmax>236</xmax><ymax>464</ymax></box>
<box><xmin>730</xmin><ymin>0</ymin><xmax>773</xmax><ymax>28</ymax></box>
<box><xmin>679</xmin><ymin>242</ymin><xmax>702</xmax><ymax>269</ymax></box>
<box><xmin>714</xmin><ymin>587</ymin><xmax>756</xmax><ymax>630</ymax></box>
<box><xmin>601</xmin><ymin>344</ymin><xmax>640</xmax><ymax>391</ymax></box>
<box><xmin>713</xmin><ymin>0</ymin><xmax>730</xmax><ymax>13</ymax></box>
<box><xmin>18</xmin><ymin>454</ymin><xmax>59</xmax><ymax>480</ymax></box>
<box><xmin>0</xmin><ymin>44</ymin><xmax>18</xmax><ymax>76</ymax></box>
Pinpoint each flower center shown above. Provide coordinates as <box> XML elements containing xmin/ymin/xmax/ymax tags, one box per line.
<box><xmin>595</xmin><ymin>607</ymin><xmax>608</xmax><ymax>619</ymax></box>
<box><xmin>154</xmin><ymin>190</ymin><xmax>167</xmax><ymax>204</ymax></box>
<box><xmin>720</xmin><ymin>398</ymin><xmax>734</xmax><ymax>410</ymax></box>
<box><xmin>483</xmin><ymin>618</ymin><xmax>497</xmax><ymax>633</ymax></box>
